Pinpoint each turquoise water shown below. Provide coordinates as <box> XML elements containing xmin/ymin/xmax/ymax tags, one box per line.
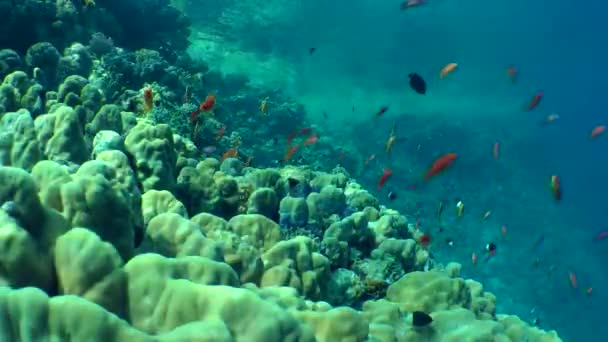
<box><xmin>187</xmin><ymin>0</ymin><xmax>608</xmax><ymax>340</ymax></box>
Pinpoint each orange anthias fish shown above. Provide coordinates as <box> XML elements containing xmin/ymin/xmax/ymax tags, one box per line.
<box><xmin>143</xmin><ymin>87</ymin><xmax>153</xmax><ymax>113</ymax></box>
<box><xmin>506</xmin><ymin>65</ymin><xmax>518</xmax><ymax>83</ymax></box>
<box><xmin>471</xmin><ymin>253</ymin><xmax>477</xmax><ymax>265</ymax></box>
<box><xmin>287</xmin><ymin>131</ymin><xmax>297</xmax><ymax>145</ymax></box>
<box><xmin>493</xmin><ymin>141</ymin><xmax>499</xmax><ymax>160</ymax></box>
<box><xmin>550</xmin><ymin>175</ymin><xmax>561</xmax><ymax>201</ymax></box>
<box><xmin>440</xmin><ymin>63</ymin><xmax>458</xmax><ymax>79</ymax></box>
<box><xmin>526</xmin><ymin>92</ymin><xmax>543</xmax><ymax>111</ymax></box>
<box><xmin>590</xmin><ymin>125</ymin><xmax>606</xmax><ymax>139</ymax></box>
<box><xmin>425</xmin><ymin>153</ymin><xmax>458</xmax><ymax>181</ymax></box>
<box><xmin>221</xmin><ymin>149</ymin><xmax>238</xmax><ymax>161</ymax></box>
<box><xmin>190</xmin><ymin>93</ymin><xmax>217</xmax><ymax>123</ymax></box>
<box><xmin>303</xmin><ymin>133</ymin><xmax>319</xmax><ymax>145</ymax></box>
<box><xmin>284</xmin><ymin>145</ymin><xmax>299</xmax><ymax>161</ymax></box>
<box><xmin>377</xmin><ymin>168</ymin><xmax>392</xmax><ymax>190</ymax></box>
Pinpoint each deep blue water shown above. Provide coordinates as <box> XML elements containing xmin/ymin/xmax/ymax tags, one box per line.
<box><xmin>186</xmin><ymin>0</ymin><xmax>608</xmax><ymax>340</ymax></box>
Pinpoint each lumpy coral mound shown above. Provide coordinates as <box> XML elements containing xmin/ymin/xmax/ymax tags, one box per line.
<box><xmin>0</xmin><ymin>43</ymin><xmax>563</xmax><ymax>341</ymax></box>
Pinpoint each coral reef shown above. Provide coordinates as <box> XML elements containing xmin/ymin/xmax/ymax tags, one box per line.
<box><xmin>0</xmin><ymin>0</ymin><xmax>189</xmax><ymax>56</ymax></box>
<box><xmin>0</xmin><ymin>37</ymin><xmax>564</xmax><ymax>342</ymax></box>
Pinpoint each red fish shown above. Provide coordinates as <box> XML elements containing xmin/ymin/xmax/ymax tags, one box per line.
<box><xmin>303</xmin><ymin>133</ymin><xmax>318</xmax><ymax>145</ymax></box>
<box><xmin>425</xmin><ymin>153</ymin><xmax>458</xmax><ymax>181</ymax></box>
<box><xmin>418</xmin><ymin>233</ymin><xmax>431</xmax><ymax>248</ymax></box>
<box><xmin>287</xmin><ymin>131</ymin><xmax>297</xmax><ymax>145</ymax></box>
<box><xmin>284</xmin><ymin>145</ymin><xmax>299</xmax><ymax>161</ymax></box>
<box><xmin>189</xmin><ymin>109</ymin><xmax>200</xmax><ymax>123</ymax></box>
<box><xmin>590</xmin><ymin>125</ymin><xmax>606</xmax><ymax>139</ymax></box>
<box><xmin>299</xmin><ymin>127</ymin><xmax>312</xmax><ymax>135</ymax></box>
<box><xmin>377</xmin><ymin>168</ymin><xmax>392</xmax><ymax>190</ymax></box>
<box><xmin>506</xmin><ymin>65</ymin><xmax>518</xmax><ymax>83</ymax></box>
<box><xmin>221</xmin><ymin>149</ymin><xmax>238</xmax><ymax>161</ymax></box>
<box><xmin>143</xmin><ymin>87</ymin><xmax>153</xmax><ymax>113</ymax></box>
<box><xmin>527</xmin><ymin>92</ymin><xmax>543</xmax><ymax>111</ymax></box>
<box><xmin>594</xmin><ymin>231</ymin><xmax>608</xmax><ymax>241</ymax></box>
<box><xmin>189</xmin><ymin>93</ymin><xmax>216</xmax><ymax>123</ymax></box>
<box><xmin>200</xmin><ymin>93</ymin><xmax>216</xmax><ymax>112</ymax></box>
<box><xmin>550</xmin><ymin>175</ymin><xmax>561</xmax><ymax>201</ymax></box>
<box><xmin>376</xmin><ymin>105</ymin><xmax>389</xmax><ymax>117</ymax></box>
<box><xmin>493</xmin><ymin>141</ymin><xmax>499</xmax><ymax>160</ymax></box>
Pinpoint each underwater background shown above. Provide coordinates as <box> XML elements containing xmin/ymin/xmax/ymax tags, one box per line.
<box><xmin>186</xmin><ymin>0</ymin><xmax>607</xmax><ymax>341</ymax></box>
<box><xmin>0</xmin><ymin>0</ymin><xmax>604</xmax><ymax>340</ymax></box>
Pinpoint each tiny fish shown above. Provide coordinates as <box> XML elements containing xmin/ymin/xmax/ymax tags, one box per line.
<box><xmin>493</xmin><ymin>141</ymin><xmax>500</xmax><ymax>160</ymax></box>
<box><xmin>284</xmin><ymin>145</ymin><xmax>299</xmax><ymax>161</ymax></box>
<box><xmin>408</xmin><ymin>73</ymin><xmax>427</xmax><ymax>94</ymax></box>
<box><xmin>594</xmin><ymin>231</ymin><xmax>608</xmax><ymax>241</ymax></box>
<box><xmin>260</xmin><ymin>97</ymin><xmax>269</xmax><ymax>115</ymax></box>
<box><xmin>418</xmin><ymin>233</ymin><xmax>431</xmax><ymax>249</ymax></box>
<box><xmin>425</xmin><ymin>153</ymin><xmax>458</xmax><ymax>181</ymax></box>
<box><xmin>540</xmin><ymin>113</ymin><xmax>560</xmax><ymax>125</ymax></box>
<box><xmin>385</xmin><ymin>135</ymin><xmax>397</xmax><ymax>154</ymax></box>
<box><xmin>527</xmin><ymin>92</ymin><xmax>543</xmax><ymax>111</ymax></box>
<box><xmin>221</xmin><ymin>149</ymin><xmax>238</xmax><ymax>161</ymax></box>
<box><xmin>376</xmin><ymin>105</ymin><xmax>389</xmax><ymax>117</ymax></box>
<box><xmin>456</xmin><ymin>201</ymin><xmax>465</xmax><ymax>217</ymax></box>
<box><xmin>401</xmin><ymin>0</ymin><xmax>425</xmax><ymax>10</ymax></box>
<box><xmin>303</xmin><ymin>133</ymin><xmax>318</xmax><ymax>145</ymax></box>
<box><xmin>377</xmin><ymin>168</ymin><xmax>393</xmax><ymax>190</ymax></box>
<box><xmin>440</xmin><ymin>63</ymin><xmax>458</xmax><ymax>79</ymax></box>
<box><xmin>568</xmin><ymin>271</ymin><xmax>578</xmax><ymax>289</ymax></box>
<box><xmin>550</xmin><ymin>175</ymin><xmax>561</xmax><ymax>201</ymax></box>
<box><xmin>471</xmin><ymin>253</ymin><xmax>477</xmax><ymax>265</ymax></box>
<box><xmin>309</xmin><ymin>47</ymin><xmax>316</xmax><ymax>55</ymax></box>
<box><xmin>590</xmin><ymin>125</ymin><xmax>606</xmax><ymax>139</ymax></box>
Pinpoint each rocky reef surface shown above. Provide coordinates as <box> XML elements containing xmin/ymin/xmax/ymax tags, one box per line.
<box><xmin>0</xmin><ymin>38</ymin><xmax>565</xmax><ymax>341</ymax></box>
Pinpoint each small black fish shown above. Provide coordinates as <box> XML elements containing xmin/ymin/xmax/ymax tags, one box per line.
<box><xmin>387</xmin><ymin>190</ymin><xmax>397</xmax><ymax>200</ymax></box>
<box><xmin>412</xmin><ymin>311</ymin><xmax>433</xmax><ymax>327</ymax></box>
<box><xmin>486</xmin><ymin>242</ymin><xmax>497</xmax><ymax>252</ymax></box>
<box><xmin>322</xmin><ymin>111</ymin><xmax>328</xmax><ymax>119</ymax></box>
<box><xmin>309</xmin><ymin>47</ymin><xmax>316</xmax><ymax>55</ymax></box>
<box><xmin>408</xmin><ymin>73</ymin><xmax>426</xmax><ymax>94</ymax></box>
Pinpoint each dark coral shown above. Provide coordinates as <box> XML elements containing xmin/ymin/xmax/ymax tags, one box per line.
<box><xmin>0</xmin><ymin>0</ymin><xmax>190</xmax><ymax>57</ymax></box>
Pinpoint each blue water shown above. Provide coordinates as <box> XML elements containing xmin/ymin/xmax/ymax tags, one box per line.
<box><xmin>185</xmin><ymin>0</ymin><xmax>608</xmax><ymax>340</ymax></box>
